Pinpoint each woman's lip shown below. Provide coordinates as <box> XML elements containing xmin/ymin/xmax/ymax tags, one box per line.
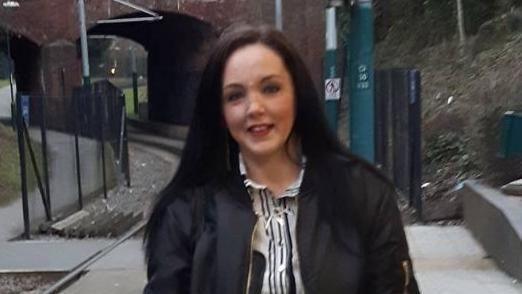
<box><xmin>247</xmin><ymin>124</ymin><xmax>273</xmax><ymax>136</ymax></box>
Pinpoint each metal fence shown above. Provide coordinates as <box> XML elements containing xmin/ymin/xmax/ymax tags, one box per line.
<box><xmin>375</xmin><ymin>69</ymin><xmax>423</xmax><ymax>220</ymax></box>
<box><xmin>15</xmin><ymin>80</ymin><xmax>130</xmax><ymax>238</ymax></box>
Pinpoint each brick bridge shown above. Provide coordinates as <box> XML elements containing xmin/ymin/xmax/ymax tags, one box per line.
<box><xmin>0</xmin><ymin>0</ymin><xmax>326</xmax><ymax>125</ymax></box>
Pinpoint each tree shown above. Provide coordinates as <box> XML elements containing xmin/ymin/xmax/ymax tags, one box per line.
<box><xmin>456</xmin><ymin>0</ymin><xmax>466</xmax><ymax>45</ymax></box>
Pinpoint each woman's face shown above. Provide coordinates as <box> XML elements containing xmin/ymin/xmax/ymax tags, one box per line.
<box><xmin>222</xmin><ymin>43</ymin><xmax>296</xmax><ymax>160</ymax></box>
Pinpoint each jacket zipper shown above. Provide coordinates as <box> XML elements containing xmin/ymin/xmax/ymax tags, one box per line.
<box><xmin>402</xmin><ymin>260</ymin><xmax>410</xmax><ymax>294</ymax></box>
<box><xmin>245</xmin><ymin>220</ymin><xmax>258</xmax><ymax>294</ymax></box>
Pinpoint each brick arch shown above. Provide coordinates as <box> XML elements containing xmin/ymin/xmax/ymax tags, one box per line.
<box><xmin>88</xmin><ymin>11</ymin><xmax>218</xmax><ymax>125</ymax></box>
<box><xmin>87</xmin><ymin>11</ymin><xmax>216</xmax><ymax>50</ymax></box>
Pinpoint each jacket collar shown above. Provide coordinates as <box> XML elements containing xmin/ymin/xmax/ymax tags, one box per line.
<box><xmin>224</xmin><ymin>156</ymin><xmax>316</xmax><ymax>207</ymax></box>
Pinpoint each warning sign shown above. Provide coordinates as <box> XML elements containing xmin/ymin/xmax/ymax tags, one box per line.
<box><xmin>325</xmin><ymin>78</ymin><xmax>341</xmax><ymax>100</ymax></box>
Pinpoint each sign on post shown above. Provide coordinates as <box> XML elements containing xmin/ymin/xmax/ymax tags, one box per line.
<box><xmin>325</xmin><ymin>78</ymin><xmax>341</xmax><ymax>100</ymax></box>
<box><xmin>21</xmin><ymin>95</ymin><xmax>30</xmax><ymax>124</ymax></box>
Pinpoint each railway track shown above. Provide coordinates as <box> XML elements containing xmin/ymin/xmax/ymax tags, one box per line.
<box><xmin>42</xmin><ymin>121</ymin><xmax>184</xmax><ymax>294</ymax></box>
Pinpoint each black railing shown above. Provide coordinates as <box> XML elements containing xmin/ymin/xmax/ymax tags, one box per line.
<box><xmin>375</xmin><ymin>69</ymin><xmax>423</xmax><ymax>220</ymax></box>
<box><xmin>15</xmin><ymin>80</ymin><xmax>130</xmax><ymax>239</ymax></box>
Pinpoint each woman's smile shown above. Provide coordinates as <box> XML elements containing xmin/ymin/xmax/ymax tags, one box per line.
<box><xmin>247</xmin><ymin>123</ymin><xmax>273</xmax><ymax>137</ymax></box>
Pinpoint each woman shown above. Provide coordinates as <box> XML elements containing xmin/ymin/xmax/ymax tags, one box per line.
<box><xmin>144</xmin><ymin>25</ymin><xmax>420</xmax><ymax>294</ymax></box>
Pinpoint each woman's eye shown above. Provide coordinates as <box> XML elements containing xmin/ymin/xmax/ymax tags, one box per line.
<box><xmin>225</xmin><ymin>92</ymin><xmax>243</xmax><ymax>101</ymax></box>
<box><xmin>263</xmin><ymin>84</ymin><xmax>280</xmax><ymax>94</ymax></box>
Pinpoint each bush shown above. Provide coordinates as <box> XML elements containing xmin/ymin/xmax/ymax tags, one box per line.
<box><xmin>381</xmin><ymin>0</ymin><xmax>497</xmax><ymax>50</ymax></box>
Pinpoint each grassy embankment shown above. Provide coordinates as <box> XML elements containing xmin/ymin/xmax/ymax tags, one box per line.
<box><xmin>91</xmin><ymin>77</ymin><xmax>147</xmax><ymax>115</ymax></box>
<box><xmin>0</xmin><ymin>124</ymin><xmax>41</xmax><ymax>207</ymax></box>
<box><xmin>122</xmin><ymin>86</ymin><xmax>147</xmax><ymax>115</ymax></box>
<box><xmin>0</xmin><ymin>79</ymin><xmax>10</xmax><ymax>88</ymax></box>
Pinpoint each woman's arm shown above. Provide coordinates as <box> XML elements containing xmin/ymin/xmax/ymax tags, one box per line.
<box><xmin>362</xmin><ymin>174</ymin><xmax>420</xmax><ymax>294</ymax></box>
<box><xmin>144</xmin><ymin>195</ymin><xmax>194</xmax><ymax>294</ymax></box>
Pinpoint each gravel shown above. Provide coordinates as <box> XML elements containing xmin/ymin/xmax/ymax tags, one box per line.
<box><xmin>83</xmin><ymin>143</ymin><xmax>178</xmax><ymax>219</ymax></box>
<box><xmin>0</xmin><ymin>272</ymin><xmax>66</xmax><ymax>294</ymax></box>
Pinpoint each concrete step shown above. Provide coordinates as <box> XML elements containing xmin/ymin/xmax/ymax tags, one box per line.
<box><xmin>461</xmin><ymin>180</ymin><xmax>522</xmax><ymax>281</ymax></box>
<box><xmin>128</xmin><ymin>132</ymin><xmax>184</xmax><ymax>155</ymax></box>
<box><xmin>40</xmin><ymin>209</ymin><xmax>144</xmax><ymax>239</ymax></box>
<box><xmin>127</xmin><ymin>117</ymin><xmax>187</xmax><ymax>140</ymax></box>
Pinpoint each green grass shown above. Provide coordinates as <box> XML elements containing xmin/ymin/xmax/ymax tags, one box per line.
<box><xmin>0</xmin><ymin>124</ymin><xmax>42</xmax><ymax>207</ymax></box>
<box><xmin>123</xmin><ymin>86</ymin><xmax>147</xmax><ymax>115</ymax></box>
<box><xmin>0</xmin><ymin>79</ymin><xmax>10</xmax><ymax>88</ymax></box>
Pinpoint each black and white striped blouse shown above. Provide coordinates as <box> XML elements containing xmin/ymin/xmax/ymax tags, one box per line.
<box><xmin>240</xmin><ymin>155</ymin><xmax>306</xmax><ymax>294</ymax></box>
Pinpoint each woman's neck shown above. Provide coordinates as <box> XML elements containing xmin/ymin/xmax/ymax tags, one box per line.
<box><xmin>241</xmin><ymin>149</ymin><xmax>301</xmax><ymax>198</ymax></box>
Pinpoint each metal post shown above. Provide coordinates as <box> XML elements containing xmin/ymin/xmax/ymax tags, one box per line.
<box><xmin>275</xmin><ymin>0</ymin><xmax>282</xmax><ymax>30</ymax></box>
<box><xmin>131</xmin><ymin>49</ymin><xmax>139</xmax><ymax>115</ymax></box>
<box><xmin>391</xmin><ymin>69</ymin><xmax>410</xmax><ymax>196</ymax></box>
<box><xmin>408</xmin><ymin>69</ymin><xmax>423</xmax><ymax>220</ymax></box>
<box><xmin>16</xmin><ymin>94</ymin><xmax>30</xmax><ymax>239</ymax></box>
<box><xmin>121</xmin><ymin>95</ymin><xmax>131</xmax><ymax>187</ymax></box>
<box><xmin>5</xmin><ymin>31</ymin><xmax>16</xmax><ymax>130</ymax></box>
<box><xmin>23</xmin><ymin>120</ymin><xmax>51</xmax><ymax>221</ymax></box>
<box><xmin>40</xmin><ymin>96</ymin><xmax>51</xmax><ymax>217</ymax></box>
<box><xmin>374</xmin><ymin>70</ymin><xmax>391</xmax><ymax>174</ymax></box>
<box><xmin>73</xmin><ymin>87</ymin><xmax>83</xmax><ymax>209</ymax></box>
<box><xmin>324</xmin><ymin>6</ymin><xmax>340</xmax><ymax>132</ymax></box>
<box><xmin>77</xmin><ymin>0</ymin><xmax>91</xmax><ymax>85</ymax></box>
<box><xmin>348</xmin><ymin>0</ymin><xmax>375</xmax><ymax>162</ymax></box>
<box><xmin>97</xmin><ymin>93</ymin><xmax>108</xmax><ymax>199</ymax></box>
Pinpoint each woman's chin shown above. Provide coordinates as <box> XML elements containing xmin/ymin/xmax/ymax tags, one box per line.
<box><xmin>240</xmin><ymin>144</ymin><xmax>284</xmax><ymax>160</ymax></box>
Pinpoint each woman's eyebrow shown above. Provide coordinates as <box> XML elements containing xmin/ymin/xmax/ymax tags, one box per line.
<box><xmin>260</xmin><ymin>74</ymin><xmax>280</xmax><ymax>83</ymax></box>
<box><xmin>222</xmin><ymin>83</ymin><xmax>243</xmax><ymax>90</ymax></box>
<box><xmin>223</xmin><ymin>74</ymin><xmax>281</xmax><ymax>90</ymax></box>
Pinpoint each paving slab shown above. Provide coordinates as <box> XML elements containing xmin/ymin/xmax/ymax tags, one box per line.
<box><xmin>0</xmin><ymin>240</ymin><xmax>112</xmax><ymax>273</ymax></box>
<box><xmin>60</xmin><ymin>226</ymin><xmax>522</xmax><ymax>293</ymax></box>
<box><xmin>406</xmin><ymin>225</ymin><xmax>522</xmax><ymax>294</ymax></box>
<box><xmin>62</xmin><ymin>269</ymin><xmax>146</xmax><ymax>294</ymax></box>
<box><xmin>62</xmin><ymin>239</ymin><xmax>146</xmax><ymax>294</ymax></box>
<box><xmin>89</xmin><ymin>239</ymin><xmax>145</xmax><ymax>270</ymax></box>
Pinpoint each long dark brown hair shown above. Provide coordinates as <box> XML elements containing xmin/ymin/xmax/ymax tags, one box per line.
<box><xmin>144</xmin><ymin>24</ymin><xmax>374</xmax><ymax>260</ymax></box>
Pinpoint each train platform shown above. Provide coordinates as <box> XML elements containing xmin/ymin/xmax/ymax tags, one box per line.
<box><xmin>1</xmin><ymin>225</ymin><xmax>518</xmax><ymax>293</ymax></box>
<box><xmin>64</xmin><ymin>225</ymin><xmax>522</xmax><ymax>293</ymax></box>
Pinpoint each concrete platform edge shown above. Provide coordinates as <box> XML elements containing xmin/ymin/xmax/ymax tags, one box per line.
<box><xmin>462</xmin><ymin>180</ymin><xmax>522</xmax><ymax>280</ymax></box>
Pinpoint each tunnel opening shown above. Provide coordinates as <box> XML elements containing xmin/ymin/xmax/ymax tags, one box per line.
<box><xmin>2</xmin><ymin>33</ymin><xmax>40</xmax><ymax>95</ymax></box>
<box><xmin>87</xmin><ymin>35</ymin><xmax>148</xmax><ymax>117</ymax></box>
<box><xmin>88</xmin><ymin>11</ymin><xmax>217</xmax><ymax>126</ymax></box>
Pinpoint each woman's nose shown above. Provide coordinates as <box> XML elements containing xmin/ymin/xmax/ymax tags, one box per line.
<box><xmin>246</xmin><ymin>94</ymin><xmax>265</xmax><ymax>116</ymax></box>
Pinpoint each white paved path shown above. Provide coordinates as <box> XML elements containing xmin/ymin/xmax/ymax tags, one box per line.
<box><xmin>407</xmin><ymin>225</ymin><xmax>522</xmax><ymax>294</ymax></box>
<box><xmin>0</xmin><ymin>84</ymin><xmax>15</xmax><ymax>118</ymax></box>
<box><xmin>61</xmin><ymin>225</ymin><xmax>522</xmax><ymax>293</ymax></box>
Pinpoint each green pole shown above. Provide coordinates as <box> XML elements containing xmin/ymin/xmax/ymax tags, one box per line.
<box><xmin>82</xmin><ymin>76</ymin><xmax>91</xmax><ymax>86</ymax></box>
<box><xmin>348</xmin><ymin>0</ymin><xmax>375</xmax><ymax>162</ymax></box>
<box><xmin>324</xmin><ymin>6</ymin><xmax>340</xmax><ymax>132</ymax></box>
<box><xmin>77</xmin><ymin>0</ymin><xmax>91</xmax><ymax>86</ymax></box>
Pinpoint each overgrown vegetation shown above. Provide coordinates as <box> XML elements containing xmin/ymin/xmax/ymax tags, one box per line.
<box><xmin>382</xmin><ymin>0</ymin><xmax>518</xmax><ymax>50</ymax></box>
<box><xmin>123</xmin><ymin>85</ymin><xmax>148</xmax><ymax>115</ymax></box>
<box><xmin>0</xmin><ymin>79</ymin><xmax>9</xmax><ymax>88</ymax></box>
<box><xmin>0</xmin><ymin>124</ymin><xmax>42</xmax><ymax>207</ymax></box>
<box><xmin>373</xmin><ymin>0</ymin><xmax>522</xmax><ymax>220</ymax></box>
<box><xmin>0</xmin><ymin>124</ymin><xmax>20</xmax><ymax>206</ymax></box>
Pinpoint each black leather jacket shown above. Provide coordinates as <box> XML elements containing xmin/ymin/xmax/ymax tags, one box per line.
<box><xmin>145</xmin><ymin>156</ymin><xmax>420</xmax><ymax>294</ymax></box>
